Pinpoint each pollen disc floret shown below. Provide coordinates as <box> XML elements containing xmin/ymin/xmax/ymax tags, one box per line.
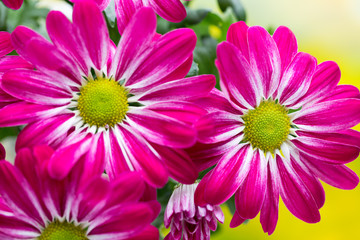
<box><xmin>77</xmin><ymin>78</ymin><xmax>128</xmax><ymax>128</ymax></box>
<box><xmin>243</xmin><ymin>100</ymin><xmax>291</xmax><ymax>153</ymax></box>
<box><xmin>38</xmin><ymin>220</ymin><xmax>88</xmax><ymax>240</ymax></box>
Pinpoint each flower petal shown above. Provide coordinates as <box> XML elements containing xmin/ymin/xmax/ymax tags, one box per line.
<box><xmin>0</xmin><ymin>56</ymin><xmax>33</xmax><ymax>80</ymax></box>
<box><xmin>148</xmin><ymin>0</ymin><xmax>187</xmax><ymax>23</ymax></box>
<box><xmin>229</xmin><ymin>211</ymin><xmax>246</xmax><ymax>228</ymax></box>
<box><xmin>1</xmin><ymin>0</ymin><xmax>23</xmax><ymax>10</ymax></box>
<box><xmin>227</xmin><ymin>21</ymin><xmax>250</xmax><ymax>61</ymax></box>
<box><xmin>0</xmin><ymin>32</ymin><xmax>13</xmax><ymax>57</ymax></box>
<box><xmin>321</xmin><ymin>84</ymin><xmax>360</xmax><ymax>102</ymax></box>
<box><xmin>114</xmin><ymin>0</ymin><xmax>145</xmax><ymax>34</ymax></box>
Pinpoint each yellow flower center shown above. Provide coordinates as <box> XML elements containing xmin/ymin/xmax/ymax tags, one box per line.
<box><xmin>242</xmin><ymin>100</ymin><xmax>291</xmax><ymax>153</ymax></box>
<box><xmin>77</xmin><ymin>78</ymin><xmax>128</xmax><ymax>128</ymax></box>
<box><xmin>38</xmin><ymin>220</ymin><xmax>88</xmax><ymax>240</ymax></box>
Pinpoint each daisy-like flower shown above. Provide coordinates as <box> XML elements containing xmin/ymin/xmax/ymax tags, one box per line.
<box><xmin>194</xmin><ymin>21</ymin><xmax>360</xmax><ymax>234</ymax></box>
<box><xmin>0</xmin><ymin>2</ymin><xmax>215</xmax><ymax>187</ymax></box>
<box><xmin>164</xmin><ymin>183</ymin><xmax>224</xmax><ymax>240</ymax></box>
<box><xmin>0</xmin><ymin>144</ymin><xmax>160</xmax><ymax>239</ymax></box>
<box><xmin>1</xmin><ymin>0</ymin><xmax>23</xmax><ymax>10</ymax></box>
<box><xmin>115</xmin><ymin>0</ymin><xmax>191</xmax><ymax>33</ymax></box>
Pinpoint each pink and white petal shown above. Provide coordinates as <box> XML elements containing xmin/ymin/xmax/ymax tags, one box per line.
<box><xmin>15</xmin><ymin>114</ymin><xmax>75</xmax><ymax>151</ymax></box>
<box><xmin>1</xmin><ymin>0</ymin><xmax>23</xmax><ymax>10</ymax></box>
<box><xmin>82</xmin><ymin>133</ymin><xmax>107</xmax><ymax>179</ymax></box>
<box><xmin>248</xmin><ymin>26</ymin><xmax>281</xmax><ymax>99</ymax></box>
<box><xmin>292</xmin><ymin>136</ymin><xmax>359</xmax><ymax>164</ymax></box>
<box><xmin>115</xmin><ymin>0</ymin><xmax>145</xmax><ymax>34</ymax></box>
<box><xmin>293</xmin><ymin>99</ymin><xmax>360</xmax><ymax>132</ymax></box>
<box><xmin>0</xmin><ymin>102</ymin><xmax>63</xmax><ymax>127</ymax></box>
<box><xmin>127</xmin><ymin>225</ymin><xmax>159</xmax><ymax>240</ymax></box>
<box><xmin>117</xmin><ymin>124</ymin><xmax>169</xmax><ymax>187</ymax></box>
<box><xmin>0</xmin><ymin>32</ymin><xmax>13</xmax><ymax>57</ymax></box>
<box><xmin>0</xmin><ymin>56</ymin><xmax>33</xmax><ymax>80</ymax></box>
<box><xmin>0</xmin><ymin>88</ymin><xmax>18</xmax><ymax>103</ymax></box>
<box><xmin>301</xmin><ymin>153</ymin><xmax>359</xmax><ymax>190</ymax></box>
<box><xmin>260</xmin><ymin>163</ymin><xmax>280</xmax><ymax>235</ymax></box>
<box><xmin>321</xmin><ymin>85</ymin><xmax>360</xmax><ymax>102</ymax></box>
<box><xmin>0</xmin><ymin>161</ymin><xmax>46</xmax><ymax>225</ymax></box>
<box><xmin>73</xmin><ymin>0</ymin><xmax>109</xmax><ymax>70</ymax></box>
<box><xmin>196</xmin><ymin>111</ymin><xmax>243</xmax><ymax>144</ymax></box>
<box><xmin>125</xmin><ymin>28</ymin><xmax>196</xmax><ymax>89</ymax></box>
<box><xmin>146</xmin><ymin>101</ymin><xmax>207</xmax><ymax>125</ymax></box>
<box><xmin>276</xmin><ymin>155</ymin><xmax>320</xmax><ymax>223</ymax></box>
<box><xmin>148</xmin><ymin>0</ymin><xmax>186</xmax><ymax>23</ymax></box>
<box><xmin>277</xmin><ymin>52</ymin><xmax>316</xmax><ymax>106</ymax></box>
<box><xmin>127</xmin><ymin>109</ymin><xmax>196</xmax><ymax>148</ymax></box>
<box><xmin>0</xmin><ymin>216</ymin><xmax>39</xmax><ymax>239</ymax></box>
<box><xmin>272</xmin><ymin>26</ymin><xmax>297</xmax><ymax>74</ymax></box>
<box><xmin>11</xmin><ymin>27</ymin><xmax>81</xmax><ymax>86</ymax></box>
<box><xmin>294</xmin><ymin>61</ymin><xmax>340</xmax><ymax>107</ymax></box>
<box><xmin>235</xmin><ymin>150</ymin><xmax>268</xmax><ymax>219</ymax></box>
<box><xmin>71</xmin><ymin>0</ymin><xmax>110</xmax><ymax>10</ymax></box>
<box><xmin>1</xmin><ymin>70</ymin><xmax>72</xmax><ymax>105</ymax></box>
<box><xmin>290</xmin><ymin>156</ymin><xmax>325</xmax><ymax>208</ymax></box>
<box><xmin>217</xmin><ymin>42</ymin><xmax>259</xmax><ymax>108</ymax></box>
<box><xmin>110</xmin><ymin>7</ymin><xmax>156</xmax><ymax>81</ymax></box>
<box><xmin>152</xmin><ymin>144</ymin><xmax>198</xmax><ymax>184</ymax></box>
<box><xmin>47</xmin><ymin>133</ymin><xmax>93</xmax><ymax>180</ymax></box>
<box><xmin>227</xmin><ymin>21</ymin><xmax>249</xmax><ymax>61</ymax></box>
<box><xmin>229</xmin><ymin>211</ymin><xmax>247</xmax><ymax>228</ymax></box>
<box><xmin>202</xmin><ymin>145</ymin><xmax>253</xmax><ymax>205</ymax></box>
<box><xmin>137</xmin><ymin>75</ymin><xmax>215</xmax><ymax>104</ymax></box>
<box><xmin>46</xmin><ymin>11</ymin><xmax>90</xmax><ymax>75</ymax></box>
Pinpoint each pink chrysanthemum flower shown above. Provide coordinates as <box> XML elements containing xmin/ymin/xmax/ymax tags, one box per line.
<box><xmin>164</xmin><ymin>183</ymin><xmax>224</xmax><ymax>240</ymax></box>
<box><xmin>0</xmin><ymin>2</ymin><xmax>215</xmax><ymax>187</ymax></box>
<box><xmin>194</xmin><ymin>22</ymin><xmax>360</xmax><ymax>234</ymax></box>
<box><xmin>1</xmin><ymin>0</ymin><xmax>23</xmax><ymax>10</ymax></box>
<box><xmin>0</xmin><ymin>145</ymin><xmax>160</xmax><ymax>239</ymax></box>
<box><xmin>115</xmin><ymin>0</ymin><xmax>191</xmax><ymax>33</ymax></box>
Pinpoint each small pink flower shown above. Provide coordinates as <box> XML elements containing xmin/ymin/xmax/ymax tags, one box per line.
<box><xmin>194</xmin><ymin>22</ymin><xmax>360</xmax><ymax>234</ymax></box>
<box><xmin>0</xmin><ymin>145</ymin><xmax>160</xmax><ymax>239</ymax></box>
<box><xmin>0</xmin><ymin>2</ymin><xmax>214</xmax><ymax>188</ymax></box>
<box><xmin>1</xmin><ymin>0</ymin><xmax>23</xmax><ymax>10</ymax></box>
<box><xmin>115</xmin><ymin>0</ymin><xmax>191</xmax><ymax>33</ymax></box>
<box><xmin>164</xmin><ymin>183</ymin><xmax>224</xmax><ymax>240</ymax></box>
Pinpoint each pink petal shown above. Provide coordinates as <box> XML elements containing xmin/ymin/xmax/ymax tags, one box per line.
<box><xmin>125</xmin><ymin>28</ymin><xmax>196</xmax><ymax>90</ymax></box>
<box><xmin>293</xmin><ymin>99</ymin><xmax>360</xmax><ymax>132</ymax></box>
<box><xmin>196</xmin><ymin>111</ymin><xmax>243</xmax><ymax>144</ymax></box>
<box><xmin>0</xmin><ymin>144</ymin><xmax>5</xmax><ymax>160</ymax></box>
<box><xmin>117</xmin><ymin>124</ymin><xmax>169</xmax><ymax>187</ymax></box>
<box><xmin>202</xmin><ymin>145</ymin><xmax>252</xmax><ymax>205</ymax></box>
<box><xmin>127</xmin><ymin>108</ymin><xmax>196</xmax><ymax>148</ymax></box>
<box><xmin>46</xmin><ymin>11</ymin><xmax>90</xmax><ymax>75</ymax></box>
<box><xmin>292</xmin><ymin>136</ymin><xmax>359</xmax><ymax>164</ymax></box>
<box><xmin>1</xmin><ymin>70</ymin><xmax>72</xmax><ymax>105</ymax></box>
<box><xmin>277</xmin><ymin>52</ymin><xmax>317</xmax><ymax>106</ymax></box>
<box><xmin>0</xmin><ymin>32</ymin><xmax>13</xmax><ymax>57</ymax></box>
<box><xmin>1</xmin><ymin>0</ymin><xmax>23</xmax><ymax>10</ymax></box>
<box><xmin>127</xmin><ymin>225</ymin><xmax>159</xmax><ymax>240</ymax></box>
<box><xmin>148</xmin><ymin>0</ymin><xmax>187</xmax><ymax>23</ymax></box>
<box><xmin>217</xmin><ymin>42</ymin><xmax>258</xmax><ymax>108</ymax></box>
<box><xmin>0</xmin><ymin>102</ymin><xmax>59</xmax><ymax>127</ymax></box>
<box><xmin>71</xmin><ymin>0</ymin><xmax>110</xmax><ymax>10</ymax></box>
<box><xmin>236</xmin><ymin>151</ymin><xmax>267</xmax><ymax>219</ymax></box>
<box><xmin>301</xmin><ymin>153</ymin><xmax>359</xmax><ymax>190</ymax></box>
<box><xmin>0</xmin><ymin>56</ymin><xmax>33</xmax><ymax>80</ymax></box>
<box><xmin>115</xmin><ymin>0</ymin><xmax>144</xmax><ymax>34</ymax></box>
<box><xmin>73</xmin><ymin>0</ymin><xmax>109</xmax><ymax>70</ymax></box>
<box><xmin>0</xmin><ymin>217</ymin><xmax>39</xmax><ymax>239</ymax></box>
<box><xmin>111</xmin><ymin>7</ymin><xmax>156</xmax><ymax>81</ymax></box>
<box><xmin>321</xmin><ymin>84</ymin><xmax>360</xmax><ymax>102</ymax></box>
<box><xmin>0</xmin><ymin>88</ymin><xmax>18</xmax><ymax>103</ymax></box>
<box><xmin>230</xmin><ymin>211</ymin><xmax>246</xmax><ymax>228</ymax></box>
<box><xmin>137</xmin><ymin>75</ymin><xmax>216</xmax><ymax>104</ymax></box>
<box><xmin>295</xmin><ymin>61</ymin><xmax>340</xmax><ymax>106</ymax></box>
<box><xmin>277</xmin><ymin>155</ymin><xmax>320</xmax><ymax>223</ymax></box>
<box><xmin>248</xmin><ymin>26</ymin><xmax>281</xmax><ymax>99</ymax></box>
<box><xmin>272</xmin><ymin>26</ymin><xmax>297</xmax><ymax>75</ymax></box>
<box><xmin>227</xmin><ymin>21</ymin><xmax>250</xmax><ymax>61</ymax></box>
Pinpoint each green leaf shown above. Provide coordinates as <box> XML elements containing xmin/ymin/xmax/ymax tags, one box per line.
<box><xmin>186</xmin><ymin>61</ymin><xmax>199</xmax><ymax>77</ymax></box>
<box><xmin>217</xmin><ymin>0</ymin><xmax>246</xmax><ymax>21</ymax></box>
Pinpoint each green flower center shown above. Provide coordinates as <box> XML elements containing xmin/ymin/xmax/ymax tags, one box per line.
<box><xmin>242</xmin><ymin>100</ymin><xmax>291</xmax><ymax>153</ymax></box>
<box><xmin>77</xmin><ymin>78</ymin><xmax>128</xmax><ymax>128</ymax></box>
<box><xmin>38</xmin><ymin>220</ymin><xmax>88</xmax><ymax>240</ymax></box>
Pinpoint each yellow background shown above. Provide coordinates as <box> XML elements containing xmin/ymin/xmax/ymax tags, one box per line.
<box><xmin>190</xmin><ymin>0</ymin><xmax>360</xmax><ymax>239</ymax></box>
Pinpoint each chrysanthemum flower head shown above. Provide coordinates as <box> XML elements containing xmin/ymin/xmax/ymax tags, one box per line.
<box><xmin>194</xmin><ymin>21</ymin><xmax>360</xmax><ymax>234</ymax></box>
<box><xmin>1</xmin><ymin>0</ymin><xmax>23</xmax><ymax>10</ymax></box>
<box><xmin>0</xmin><ymin>2</ymin><xmax>215</xmax><ymax>187</ymax></box>
<box><xmin>164</xmin><ymin>183</ymin><xmax>224</xmax><ymax>240</ymax></box>
<box><xmin>0</xmin><ymin>144</ymin><xmax>160</xmax><ymax>239</ymax></box>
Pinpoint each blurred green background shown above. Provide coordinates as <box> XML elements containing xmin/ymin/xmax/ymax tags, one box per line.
<box><xmin>190</xmin><ymin>0</ymin><xmax>360</xmax><ymax>239</ymax></box>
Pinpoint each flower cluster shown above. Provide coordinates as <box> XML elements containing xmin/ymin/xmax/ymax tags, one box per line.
<box><xmin>0</xmin><ymin>0</ymin><xmax>359</xmax><ymax>239</ymax></box>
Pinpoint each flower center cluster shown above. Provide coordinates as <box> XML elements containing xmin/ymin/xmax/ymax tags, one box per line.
<box><xmin>77</xmin><ymin>78</ymin><xmax>128</xmax><ymax>128</ymax></box>
<box><xmin>38</xmin><ymin>220</ymin><xmax>88</xmax><ymax>240</ymax></box>
<box><xmin>242</xmin><ymin>100</ymin><xmax>291</xmax><ymax>153</ymax></box>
